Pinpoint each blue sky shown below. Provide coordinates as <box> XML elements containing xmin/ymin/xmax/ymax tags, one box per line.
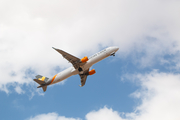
<box><xmin>1</xmin><ymin>0</ymin><xmax>180</xmax><ymax>120</ymax></box>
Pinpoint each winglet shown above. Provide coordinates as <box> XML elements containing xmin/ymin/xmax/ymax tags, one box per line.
<box><xmin>52</xmin><ymin>47</ymin><xmax>56</xmax><ymax>50</ymax></box>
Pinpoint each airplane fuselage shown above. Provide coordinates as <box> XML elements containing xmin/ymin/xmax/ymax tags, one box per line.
<box><xmin>35</xmin><ymin>46</ymin><xmax>119</xmax><ymax>91</ymax></box>
<box><xmin>47</xmin><ymin>46</ymin><xmax>119</xmax><ymax>85</ymax></box>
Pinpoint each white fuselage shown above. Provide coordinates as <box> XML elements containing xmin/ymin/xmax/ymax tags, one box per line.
<box><xmin>48</xmin><ymin>46</ymin><xmax>119</xmax><ymax>85</ymax></box>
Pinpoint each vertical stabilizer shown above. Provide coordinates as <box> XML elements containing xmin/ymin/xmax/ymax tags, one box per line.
<box><xmin>42</xmin><ymin>86</ymin><xmax>47</xmax><ymax>92</ymax></box>
<box><xmin>36</xmin><ymin>75</ymin><xmax>49</xmax><ymax>82</ymax></box>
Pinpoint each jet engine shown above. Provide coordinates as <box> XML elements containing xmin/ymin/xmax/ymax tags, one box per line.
<box><xmin>88</xmin><ymin>69</ymin><xmax>96</xmax><ymax>75</ymax></box>
<box><xmin>81</xmin><ymin>56</ymin><xmax>88</xmax><ymax>63</ymax></box>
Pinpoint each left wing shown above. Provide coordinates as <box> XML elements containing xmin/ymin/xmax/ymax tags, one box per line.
<box><xmin>52</xmin><ymin>47</ymin><xmax>86</xmax><ymax>69</ymax></box>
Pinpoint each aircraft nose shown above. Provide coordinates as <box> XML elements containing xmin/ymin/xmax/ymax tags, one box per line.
<box><xmin>114</xmin><ymin>46</ymin><xmax>119</xmax><ymax>52</ymax></box>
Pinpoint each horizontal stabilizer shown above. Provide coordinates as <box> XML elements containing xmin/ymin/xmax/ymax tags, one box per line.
<box><xmin>34</xmin><ymin>79</ymin><xmax>45</xmax><ymax>85</ymax></box>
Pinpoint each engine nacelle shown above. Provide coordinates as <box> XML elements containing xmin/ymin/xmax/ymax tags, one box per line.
<box><xmin>81</xmin><ymin>56</ymin><xmax>88</xmax><ymax>63</ymax></box>
<box><xmin>89</xmin><ymin>69</ymin><xmax>96</xmax><ymax>75</ymax></box>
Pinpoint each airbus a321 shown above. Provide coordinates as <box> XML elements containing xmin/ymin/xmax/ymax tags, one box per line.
<box><xmin>34</xmin><ymin>46</ymin><xmax>119</xmax><ymax>92</ymax></box>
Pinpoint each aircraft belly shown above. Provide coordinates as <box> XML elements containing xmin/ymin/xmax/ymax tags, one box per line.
<box><xmin>49</xmin><ymin>52</ymin><xmax>108</xmax><ymax>85</ymax></box>
<box><xmin>53</xmin><ymin>67</ymin><xmax>78</xmax><ymax>84</ymax></box>
<box><xmin>87</xmin><ymin>52</ymin><xmax>108</xmax><ymax>66</ymax></box>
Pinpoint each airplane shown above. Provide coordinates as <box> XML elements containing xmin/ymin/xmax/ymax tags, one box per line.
<box><xmin>34</xmin><ymin>46</ymin><xmax>119</xmax><ymax>92</ymax></box>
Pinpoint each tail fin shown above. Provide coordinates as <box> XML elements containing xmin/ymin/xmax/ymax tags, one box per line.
<box><xmin>34</xmin><ymin>75</ymin><xmax>49</xmax><ymax>92</ymax></box>
<box><xmin>42</xmin><ymin>86</ymin><xmax>47</xmax><ymax>92</ymax></box>
<box><xmin>35</xmin><ymin>75</ymin><xmax>49</xmax><ymax>82</ymax></box>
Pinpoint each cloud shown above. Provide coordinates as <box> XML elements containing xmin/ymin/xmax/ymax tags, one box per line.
<box><xmin>85</xmin><ymin>107</ymin><xmax>125</xmax><ymax>120</ymax></box>
<box><xmin>0</xmin><ymin>0</ymin><xmax>180</xmax><ymax>93</ymax></box>
<box><xmin>27</xmin><ymin>113</ymin><xmax>81</xmax><ymax>120</ymax></box>
<box><xmin>15</xmin><ymin>85</ymin><xmax>25</xmax><ymax>94</ymax></box>
<box><xmin>121</xmin><ymin>70</ymin><xmax>180</xmax><ymax>120</ymax></box>
<box><xmin>127</xmin><ymin>71</ymin><xmax>180</xmax><ymax>120</ymax></box>
<box><xmin>27</xmin><ymin>109</ymin><xmax>123</xmax><ymax>120</ymax></box>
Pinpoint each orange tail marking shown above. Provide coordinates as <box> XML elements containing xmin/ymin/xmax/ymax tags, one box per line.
<box><xmin>51</xmin><ymin>74</ymin><xmax>57</xmax><ymax>84</ymax></box>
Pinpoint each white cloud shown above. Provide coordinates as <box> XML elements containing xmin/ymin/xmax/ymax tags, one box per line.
<box><xmin>15</xmin><ymin>85</ymin><xmax>25</xmax><ymax>94</ymax></box>
<box><xmin>85</xmin><ymin>107</ymin><xmax>125</xmax><ymax>120</ymax></box>
<box><xmin>120</xmin><ymin>70</ymin><xmax>180</xmax><ymax>120</ymax></box>
<box><xmin>0</xmin><ymin>0</ymin><xmax>180</xmax><ymax>93</ymax></box>
<box><xmin>127</xmin><ymin>71</ymin><xmax>180</xmax><ymax>120</ymax></box>
<box><xmin>27</xmin><ymin>109</ymin><xmax>123</xmax><ymax>120</ymax></box>
<box><xmin>27</xmin><ymin>113</ymin><xmax>81</xmax><ymax>120</ymax></box>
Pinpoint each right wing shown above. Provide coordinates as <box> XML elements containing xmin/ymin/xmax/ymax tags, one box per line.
<box><xmin>79</xmin><ymin>69</ymin><xmax>89</xmax><ymax>87</ymax></box>
<box><xmin>52</xmin><ymin>47</ymin><xmax>86</xmax><ymax>69</ymax></box>
<box><xmin>79</xmin><ymin>74</ymin><xmax>88</xmax><ymax>87</ymax></box>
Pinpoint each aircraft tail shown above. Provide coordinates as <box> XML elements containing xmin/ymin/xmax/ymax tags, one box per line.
<box><xmin>42</xmin><ymin>86</ymin><xmax>47</xmax><ymax>92</ymax></box>
<box><xmin>34</xmin><ymin>79</ymin><xmax>47</xmax><ymax>92</ymax></box>
<box><xmin>34</xmin><ymin>79</ymin><xmax>45</xmax><ymax>85</ymax></box>
<box><xmin>35</xmin><ymin>75</ymin><xmax>49</xmax><ymax>81</ymax></box>
<box><xmin>34</xmin><ymin>75</ymin><xmax>49</xmax><ymax>92</ymax></box>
